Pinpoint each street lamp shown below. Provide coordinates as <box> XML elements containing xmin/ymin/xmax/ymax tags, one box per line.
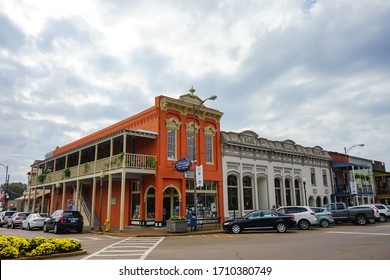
<box><xmin>98</xmin><ymin>171</ymin><xmax>106</xmax><ymax>231</ymax></box>
<box><xmin>344</xmin><ymin>144</ymin><xmax>364</xmax><ymax>156</ymax></box>
<box><xmin>303</xmin><ymin>178</ymin><xmax>307</xmax><ymax>206</ymax></box>
<box><xmin>189</xmin><ymin>87</ymin><xmax>217</xmax><ymax>219</ymax></box>
<box><xmin>0</xmin><ymin>163</ymin><xmax>10</xmax><ymax>208</ymax></box>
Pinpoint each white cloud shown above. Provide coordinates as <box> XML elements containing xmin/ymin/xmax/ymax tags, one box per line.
<box><xmin>1</xmin><ymin>0</ymin><xmax>390</xmax><ymax>182</ymax></box>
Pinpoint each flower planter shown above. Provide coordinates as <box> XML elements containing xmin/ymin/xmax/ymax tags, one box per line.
<box><xmin>166</xmin><ymin>220</ymin><xmax>188</xmax><ymax>233</ymax></box>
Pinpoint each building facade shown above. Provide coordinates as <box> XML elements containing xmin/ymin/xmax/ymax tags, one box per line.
<box><xmin>221</xmin><ymin>130</ymin><xmax>332</xmax><ymax>220</ymax></box>
<box><xmin>329</xmin><ymin>152</ymin><xmax>375</xmax><ymax>206</ymax></box>
<box><xmin>27</xmin><ymin>89</ymin><xmax>223</xmax><ymax>230</ymax></box>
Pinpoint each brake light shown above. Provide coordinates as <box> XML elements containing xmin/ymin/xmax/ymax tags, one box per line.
<box><xmin>290</xmin><ymin>215</ymin><xmax>295</xmax><ymax>221</ymax></box>
<box><xmin>15</xmin><ymin>217</ymin><xmax>21</xmax><ymax>221</ymax></box>
<box><xmin>60</xmin><ymin>216</ymin><xmax>65</xmax><ymax>223</ymax></box>
<box><xmin>327</xmin><ymin>212</ymin><xmax>333</xmax><ymax>216</ymax></box>
<box><xmin>310</xmin><ymin>212</ymin><xmax>315</xmax><ymax>216</ymax></box>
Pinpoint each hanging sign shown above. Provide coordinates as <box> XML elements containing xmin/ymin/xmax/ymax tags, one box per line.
<box><xmin>175</xmin><ymin>158</ymin><xmax>192</xmax><ymax>172</ymax></box>
<box><xmin>196</xmin><ymin>165</ymin><xmax>204</xmax><ymax>188</ymax></box>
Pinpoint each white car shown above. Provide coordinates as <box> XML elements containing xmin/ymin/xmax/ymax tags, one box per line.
<box><xmin>358</xmin><ymin>204</ymin><xmax>381</xmax><ymax>223</ymax></box>
<box><xmin>373</xmin><ymin>204</ymin><xmax>390</xmax><ymax>222</ymax></box>
<box><xmin>21</xmin><ymin>213</ymin><xmax>49</xmax><ymax>230</ymax></box>
<box><xmin>276</xmin><ymin>206</ymin><xmax>318</xmax><ymax>230</ymax></box>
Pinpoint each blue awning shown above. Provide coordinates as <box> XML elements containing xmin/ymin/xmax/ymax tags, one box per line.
<box><xmin>331</xmin><ymin>162</ymin><xmax>369</xmax><ymax>169</ymax></box>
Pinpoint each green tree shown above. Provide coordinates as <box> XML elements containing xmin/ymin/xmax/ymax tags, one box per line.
<box><xmin>1</xmin><ymin>182</ymin><xmax>27</xmax><ymax>200</ymax></box>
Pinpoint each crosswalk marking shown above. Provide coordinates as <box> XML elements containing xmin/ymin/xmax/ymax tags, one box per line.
<box><xmin>82</xmin><ymin>237</ymin><xmax>165</xmax><ymax>260</ymax></box>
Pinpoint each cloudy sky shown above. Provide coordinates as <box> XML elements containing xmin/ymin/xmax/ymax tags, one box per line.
<box><xmin>1</xmin><ymin>0</ymin><xmax>389</xmax><ymax>184</ymax></box>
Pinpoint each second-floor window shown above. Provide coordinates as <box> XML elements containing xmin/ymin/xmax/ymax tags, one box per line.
<box><xmin>168</xmin><ymin>129</ymin><xmax>176</xmax><ymax>160</ymax></box>
<box><xmin>187</xmin><ymin>131</ymin><xmax>195</xmax><ymax>161</ymax></box>
<box><xmin>311</xmin><ymin>168</ymin><xmax>316</xmax><ymax>186</ymax></box>
<box><xmin>205</xmin><ymin>135</ymin><xmax>213</xmax><ymax>163</ymax></box>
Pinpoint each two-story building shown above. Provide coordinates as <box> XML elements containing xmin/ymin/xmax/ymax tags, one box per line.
<box><xmin>221</xmin><ymin>130</ymin><xmax>332</xmax><ymax>220</ymax></box>
<box><xmin>27</xmin><ymin>89</ymin><xmax>224</xmax><ymax>230</ymax></box>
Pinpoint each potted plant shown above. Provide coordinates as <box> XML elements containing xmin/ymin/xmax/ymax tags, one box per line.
<box><xmin>63</xmin><ymin>168</ymin><xmax>70</xmax><ymax>178</ymax></box>
<box><xmin>166</xmin><ymin>216</ymin><xmax>188</xmax><ymax>233</ymax></box>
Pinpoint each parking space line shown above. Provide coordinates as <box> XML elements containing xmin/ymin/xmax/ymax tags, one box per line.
<box><xmin>326</xmin><ymin>231</ymin><xmax>390</xmax><ymax>236</ymax></box>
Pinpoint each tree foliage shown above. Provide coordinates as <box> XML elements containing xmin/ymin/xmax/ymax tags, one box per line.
<box><xmin>0</xmin><ymin>182</ymin><xmax>27</xmax><ymax>200</ymax></box>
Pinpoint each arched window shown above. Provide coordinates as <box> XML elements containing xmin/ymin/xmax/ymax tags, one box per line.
<box><xmin>285</xmin><ymin>179</ymin><xmax>292</xmax><ymax>206</ymax></box>
<box><xmin>227</xmin><ymin>175</ymin><xmax>238</xmax><ymax>211</ymax></box>
<box><xmin>275</xmin><ymin>178</ymin><xmax>282</xmax><ymax>207</ymax></box>
<box><xmin>243</xmin><ymin>176</ymin><xmax>253</xmax><ymax>210</ymax></box>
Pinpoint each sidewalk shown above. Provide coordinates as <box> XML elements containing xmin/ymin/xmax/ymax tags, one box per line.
<box><xmin>89</xmin><ymin>225</ymin><xmax>225</xmax><ymax>237</ymax></box>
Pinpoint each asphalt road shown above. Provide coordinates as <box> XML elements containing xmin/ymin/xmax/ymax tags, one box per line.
<box><xmin>1</xmin><ymin>223</ymin><xmax>390</xmax><ymax>260</ymax></box>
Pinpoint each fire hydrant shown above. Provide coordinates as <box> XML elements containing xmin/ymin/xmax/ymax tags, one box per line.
<box><xmin>104</xmin><ymin>218</ymin><xmax>110</xmax><ymax>232</ymax></box>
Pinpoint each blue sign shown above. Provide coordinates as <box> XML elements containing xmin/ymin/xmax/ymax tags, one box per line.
<box><xmin>175</xmin><ymin>158</ymin><xmax>192</xmax><ymax>172</ymax></box>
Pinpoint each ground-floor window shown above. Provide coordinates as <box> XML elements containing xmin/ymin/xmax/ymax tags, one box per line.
<box><xmin>186</xmin><ymin>180</ymin><xmax>218</xmax><ymax>218</ymax></box>
<box><xmin>131</xmin><ymin>182</ymin><xmax>140</xmax><ymax>220</ymax></box>
<box><xmin>146</xmin><ymin>187</ymin><xmax>155</xmax><ymax>219</ymax></box>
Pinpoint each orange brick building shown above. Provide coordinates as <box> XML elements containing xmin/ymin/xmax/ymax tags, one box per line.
<box><xmin>27</xmin><ymin>89</ymin><xmax>224</xmax><ymax>230</ymax></box>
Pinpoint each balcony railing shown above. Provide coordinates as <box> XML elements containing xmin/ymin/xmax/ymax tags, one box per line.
<box><xmin>30</xmin><ymin>153</ymin><xmax>157</xmax><ymax>187</ymax></box>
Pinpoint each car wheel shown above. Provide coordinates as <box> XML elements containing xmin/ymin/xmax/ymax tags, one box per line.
<box><xmin>54</xmin><ymin>224</ymin><xmax>60</xmax><ymax>234</ymax></box>
<box><xmin>320</xmin><ymin>219</ymin><xmax>329</xmax><ymax>228</ymax></box>
<box><xmin>355</xmin><ymin>215</ymin><xmax>367</xmax><ymax>225</ymax></box>
<box><xmin>298</xmin><ymin>219</ymin><xmax>310</xmax><ymax>230</ymax></box>
<box><xmin>43</xmin><ymin>223</ymin><xmax>49</xmax><ymax>232</ymax></box>
<box><xmin>11</xmin><ymin>223</ymin><xmax>14</xmax><ymax>229</ymax></box>
<box><xmin>27</xmin><ymin>224</ymin><xmax>31</xmax><ymax>231</ymax></box>
<box><xmin>231</xmin><ymin>224</ymin><xmax>241</xmax><ymax>234</ymax></box>
<box><xmin>276</xmin><ymin>222</ymin><xmax>287</xmax><ymax>233</ymax></box>
<box><xmin>379</xmin><ymin>214</ymin><xmax>386</xmax><ymax>223</ymax></box>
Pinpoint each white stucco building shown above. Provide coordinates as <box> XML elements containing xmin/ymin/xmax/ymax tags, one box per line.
<box><xmin>221</xmin><ymin>130</ymin><xmax>332</xmax><ymax>219</ymax></box>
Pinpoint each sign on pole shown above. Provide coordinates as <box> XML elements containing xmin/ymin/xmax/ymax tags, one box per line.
<box><xmin>196</xmin><ymin>165</ymin><xmax>203</xmax><ymax>188</ymax></box>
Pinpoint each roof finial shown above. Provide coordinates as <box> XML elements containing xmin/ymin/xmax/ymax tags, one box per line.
<box><xmin>189</xmin><ymin>86</ymin><xmax>196</xmax><ymax>96</ymax></box>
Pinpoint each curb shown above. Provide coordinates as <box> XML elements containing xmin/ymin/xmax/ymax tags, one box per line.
<box><xmin>18</xmin><ymin>249</ymin><xmax>88</xmax><ymax>260</ymax></box>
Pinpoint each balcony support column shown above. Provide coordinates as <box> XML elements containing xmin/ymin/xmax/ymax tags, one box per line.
<box><xmin>106</xmin><ymin>174</ymin><xmax>113</xmax><ymax>224</ymax></box>
<box><xmin>91</xmin><ymin>177</ymin><xmax>97</xmax><ymax>229</ymax></box>
<box><xmin>119</xmin><ymin>170</ymin><xmax>126</xmax><ymax>231</ymax></box>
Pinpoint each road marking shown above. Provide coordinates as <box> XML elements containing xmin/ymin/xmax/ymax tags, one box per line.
<box><xmin>326</xmin><ymin>231</ymin><xmax>390</xmax><ymax>236</ymax></box>
<box><xmin>73</xmin><ymin>235</ymin><xmax>120</xmax><ymax>241</ymax></box>
<box><xmin>82</xmin><ymin>237</ymin><xmax>165</xmax><ymax>260</ymax></box>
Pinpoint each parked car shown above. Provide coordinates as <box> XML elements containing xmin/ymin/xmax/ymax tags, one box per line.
<box><xmin>324</xmin><ymin>202</ymin><xmax>375</xmax><ymax>225</ymax></box>
<box><xmin>371</xmin><ymin>204</ymin><xmax>389</xmax><ymax>222</ymax></box>
<box><xmin>223</xmin><ymin>209</ymin><xmax>296</xmax><ymax>234</ymax></box>
<box><xmin>22</xmin><ymin>213</ymin><xmax>49</xmax><ymax>230</ymax></box>
<box><xmin>6</xmin><ymin>212</ymin><xmax>31</xmax><ymax>229</ymax></box>
<box><xmin>276</xmin><ymin>206</ymin><xmax>318</xmax><ymax>230</ymax></box>
<box><xmin>0</xmin><ymin>210</ymin><xmax>16</xmax><ymax>227</ymax></box>
<box><xmin>311</xmin><ymin>207</ymin><xmax>334</xmax><ymax>228</ymax></box>
<box><xmin>359</xmin><ymin>204</ymin><xmax>381</xmax><ymax>223</ymax></box>
<box><xmin>43</xmin><ymin>210</ymin><xmax>84</xmax><ymax>234</ymax></box>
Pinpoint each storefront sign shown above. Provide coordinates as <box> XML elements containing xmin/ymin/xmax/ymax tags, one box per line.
<box><xmin>175</xmin><ymin>158</ymin><xmax>192</xmax><ymax>172</ymax></box>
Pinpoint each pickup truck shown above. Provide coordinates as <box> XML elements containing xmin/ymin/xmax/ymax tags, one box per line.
<box><xmin>324</xmin><ymin>202</ymin><xmax>375</xmax><ymax>225</ymax></box>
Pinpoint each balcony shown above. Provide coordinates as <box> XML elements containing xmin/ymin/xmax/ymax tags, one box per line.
<box><xmin>30</xmin><ymin>153</ymin><xmax>157</xmax><ymax>187</ymax></box>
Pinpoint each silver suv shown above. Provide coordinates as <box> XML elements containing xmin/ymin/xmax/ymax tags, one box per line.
<box><xmin>277</xmin><ymin>206</ymin><xmax>318</xmax><ymax>230</ymax></box>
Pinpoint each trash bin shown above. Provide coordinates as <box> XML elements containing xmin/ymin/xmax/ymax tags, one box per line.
<box><xmin>187</xmin><ymin>212</ymin><xmax>197</xmax><ymax>231</ymax></box>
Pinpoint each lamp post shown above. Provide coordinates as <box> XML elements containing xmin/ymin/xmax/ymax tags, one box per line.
<box><xmin>344</xmin><ymin>144</ymin><xmax>364</xmax><ymax>206</ymax></box>
<box><xmin>0</xmin><ymin>163</ymin><xmax>10</xmax><ymax>208</ymax></box>
<box><xmin>23</xmin><ymin>191</ymin><xmax>27</xmax><ymax>211</ymax></box>
<box><xmin>303</xmin><ymin>178</ymin><xmax>307</xmax><ymax>206</ymax></box>
<box><xmin>189</xmin><ymin>87</ymin><xmax>217</xmax><ymax>219</ymax></box>
<box><xmin>98</xmin><ymin>171</ymin><xmax>106</xmax><ymax>231</ymax></box>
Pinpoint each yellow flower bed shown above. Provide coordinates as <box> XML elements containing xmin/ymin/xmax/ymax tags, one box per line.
<box><xmin>0</xmin><ymin>235</ymin><xmax>82</xmax><ymax>259</ymax></box>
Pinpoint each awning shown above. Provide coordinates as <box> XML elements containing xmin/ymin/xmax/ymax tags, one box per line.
<box><xmin>374</xmin><ymin>171</ymin><xmax>390</xmax><ymax>177</ymax></box>
<box><xmin>331</xmin><ymin>162</ymin><xmax>369</xmax><ymax>169</ymax></box>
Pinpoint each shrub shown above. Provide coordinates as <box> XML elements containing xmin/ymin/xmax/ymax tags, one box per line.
<box><xmin>0</xmin><ymin>235</ymin><xmax>82</xmax><ymax>259</ymax></box>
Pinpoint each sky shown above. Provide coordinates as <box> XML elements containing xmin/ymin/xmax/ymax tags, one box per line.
<box><xmin>1</xmin><ymin>0</ymin><xmax>389</xmax><ymax>184</ymax></box>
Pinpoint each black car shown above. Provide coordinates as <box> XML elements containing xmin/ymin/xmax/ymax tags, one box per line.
<box><xmin>43</xmin><ymin>210</ymin><xmax>84</xmax><ymax>234</ymax></box>
<box><xmin>223</xmin><ymin>209</ymin><xmax>296</xmax><ymax>234</ymax></box>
